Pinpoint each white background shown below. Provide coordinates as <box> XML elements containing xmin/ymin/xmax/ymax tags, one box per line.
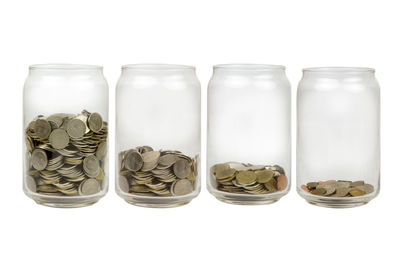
<box><xmin>0</xmin><ymin>0</ymin><xmax>398</xmax><ymax>266</ymax></box>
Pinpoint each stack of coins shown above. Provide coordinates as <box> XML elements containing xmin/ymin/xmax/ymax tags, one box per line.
<box><xmin>25</xmin><ymin>110</ymin><xmax>108</xmax><ymax>196</ymax></box>
<box><xmin>301</xmin><ymin>180</ymin><xmax>374</xmax><ymax>197</ymax></box>
<box><xmin>119</xmin><ymin>146</ymin><xmax>198</xmax><ymax>197</ymax></box>
<box><xmin>211</xmin><ymin>162</ymin><xmax>287</xmax><ymax>194</ymax></box>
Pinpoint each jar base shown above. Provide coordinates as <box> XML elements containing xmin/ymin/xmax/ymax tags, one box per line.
<box><xmin>298</xmin><ymin>188</ymin><xmax>376</xmax><ymax>209</ymax></box>
<box><xmin>214</xmin><ymin>196</ymin><xmax>279</xmax><ymax>205</ymax></box>
<box><xmin>117</xmin><ymin>191</ymin><xmax>197</xmax><ymax>208</ymax></box>
<box><xmin>25</xmin><ymin>190</ymin><xmax>104</xmax><ymax>208</ymax></box>
<box><xmin>124</xmin><ymin>199</ymin><xmax>190</xmax><ymax>208</ymax></box>
<box><xmin>208</xmin><ymin>186</ymin><xmax>287</xmax><ymax>205</ymax></box>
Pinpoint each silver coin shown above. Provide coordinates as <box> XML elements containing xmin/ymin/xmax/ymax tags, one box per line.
<box><xmin>67</xmin><ymin>118</ymin><xmax>86</xmax><ymax>139</ymax></box>
<box><xmin>34</xmin><ymin>119</ymin><xmax>52</xmax><ymax>139</ymax></box>
<box><xmin>172</xmin><ymin>179</ymin><xmax>193</xmax><ymax>196</ymax></box>
<box><xmin>173</xmin><ymin>158</ymin><xmax>191</xmax><ymax>179</ymax></box>
<box><xmin>31</xmin><ymin>149</ymin><xmax>48</xmax><ymax>171</ymax></box>
<box><xmin>79</xmin><ymin>178</ymin><xmax>101</xmax><ymax>195</ymax></box>
<box><xmin>49</xmin><ymin>128</ymin><xmax>70</xmax><ymax>149</ymax></box>
<box><xmin>142</xmin><ymin>151</ymin><xmax>160</xmax><ymax>164</ymax></box>
<box><xmin>88</xmin><ymin>112</ymin><xmax>103</xmax><ymax>133</ymax></box>
<box><xmin>158</xmin><ymin>154</ymin><xmax>177</xmax><ymax>167</ymax></box>
<box><xmin>119</xmin><ymin>176</ymin><xmax>130</xmax><ymax>193</ymax></box>
<box><xmin>125</xmin><ymin>150</ymin><xmax>143</xmax><ymax>171</ymax></box>
<box><xmin>95</xmin><ymin>141</ymin><xmax>107</xmax><ymax>159</ymax></box>
<box><xmin>83</xmin><ymin>155</ymin><xmax>100</xmax><ymax>177</ymax></box>
<box><xmin>25</xmin><ymin>176</ymin><xmax>37</xmax><ymax>192</ymax></box>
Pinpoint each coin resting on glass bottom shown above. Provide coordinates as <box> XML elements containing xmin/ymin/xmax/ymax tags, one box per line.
<box><xmin>118</xmin><ymin>146</ymin><xmax>198</xmax><ymax>197</ymax></box>
<box><xmin>301</xmin><ymin>180</ymin><xmax>374</xmax><ymax>197</ymax></box>
<box><xmin>211</xmin><ymin>162</ymin><xmax>287</xmax><ymax>194</ymax></box>
<box><xmin>25</xmin><ymin>110</ymin><xmax>108</xmax><ymax>196</ymax></box>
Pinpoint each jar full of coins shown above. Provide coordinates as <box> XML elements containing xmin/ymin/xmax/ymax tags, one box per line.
<box><xmin>115</xmin><ymin>64</ymin><xmax>201</xmax><ymax>207</ymax></box>
<box><xmin>297</xmin><ymin>67</ymin><xmax>380</xmax><ymax>208</ymax></box>
<box><xmin>207</xmin><ymin>64</ymin><xmax>291</xmax><ymax>204</ymax></box>
<box><xmin>23</xmin><ymin>64</ymin><xmax>109</xmax><ymax>207</ymax></box>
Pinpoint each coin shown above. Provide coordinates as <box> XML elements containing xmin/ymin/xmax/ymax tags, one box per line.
<box><xmin>332</xmin><ymin>187</ymin><xmax>349</xmax><ymax>197</ymax></box>
<box><xmin>79</xmin><ymin>178</ymin><xmax>101</xmax><ymax>195</ymax></box>
<box><xmin>276</xmin><ymin>174</ymin><xmax>288</xmax><ymax>191</ymax></box>
<box><xmin>25</xmin><ymin>176</ymin><xmax>37</xmax><ymax>192</ymax></box>
<box><xmin>49</xmin><ymin>128</ymin><xmax>70</xmax><ymax>149</ymax></box>
<box><xmin>311</xmin><ymin>188</ymin><xmax>326</xmax><ymax>196</ymax></box>
<box><xmin>302</xmin><ymin>179</ymin><xmax>374</xmax><ymax>198</ymax></box>
<box><xmin>125</xmin><ymin>150</ymin><xmax>143</xmax><ymax>171</ymax></box>
<box><xmin>118</xmin><ymin>146</ymin><xmax>198</xmax><ymax>197</ymax></box>
<box><xmin>31</xmin><ymin>149</ymin><xmax>48</xmax><ymax>171</ymax></box>
<box><xmin>349</xmin><ymin>188</ymin><xmax>365</xmax><ymax>197</ymax></box>
<box><xmin>47</xmin><ymin>114</ymin><xmax>64</xmax><ymax>128</ymax></box>
<box><xmin>88</xmin><ymin>112</ymin><xmax>103</xmax><ymax>133</ymax></box>
<box><xmin>158</xmin><ymin>154</ymin><xmax>177</xmax><ymax>167</ymax></box>
<box><xmin>95</xmin><ymin>141</ymin><xmax>107</xmax><ymax>159</ymax></box>
<box><xmin>83</xmin><ymin>155</ymin><xmax>100</xmax><ymax>177</ymax></box>
<box><xmin>119</xmin><ymin>176</ymin><xmax>130</xmax><ymax>193</ymax></box>
<box><xmin>173</xmin><ymin>158</ymin><xmax>191</xmax><ymax>179</ymax></box>
<box><xmin>255</xmin><ymin>170</ymin><xmax>274</xmax><ymax>183</ymax></box>
<box><xmin>67</xmin><ymin>118</ymin><xmax>86</xmax><ymax>139</ymax></box>
<box><xmin>25</xmin><ymin>110</ymin><xmax>108</xmax><ymax>197</ymax></box>
<box><xmin>172</xmin><ymin>179</ymin><xmax>193</xmax><ymax>196</ymax></box>
<box><xmin>212</xmin><ymin>162</ymin><xmax>286</xmax><ymax>195</ymax></box>
<box><xmin>215</xmin><ymin>168</ymin><xmax>236</xmax><ymax>180</ymax></box>
<box><xmin>236</xmin><ymin>171</ymin><xmax>257</xmax><ymax>185</ymax></box>
<box><xmin>34</xmin><ymin>119</ymin><xmax>52</xmax><ymax>139</ymax></box>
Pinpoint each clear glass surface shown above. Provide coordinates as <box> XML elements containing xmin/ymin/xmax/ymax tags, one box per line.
<box><xmin>23</xmin><ymin>64</ymin><xmax>109</xmax><ymax>208</ymax></box>
<box><xmin>207</xmin><ymin>64</ymin><xmax>291</xmax><ymax>205</ymax></box>
<box><xmin>297</xmin><ymin>67</ymin><xmax>380</xmax><ymax>208</ymax></box>
<box><xmin>115</xmin><ymin>64</ymin><xmax>201</xmax><ymax>207</ymax></box>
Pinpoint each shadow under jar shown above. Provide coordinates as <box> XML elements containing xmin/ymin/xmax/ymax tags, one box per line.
<box><xmin>297</xmin><ymin>67</ymin><xmax>380</xmax><ymax>208</ymax></box>
<box><xmin>23</xmin><ymin>64</ymin><xmax>109</xmax><ymax>208</ymax></box>
<box><xmin>207</xmin><ymin>64</ymin><xmax>291</xmax><ymax>205</ymax></box>
<box><xmin>115</xmin><ymin>64</ymin><xmax>201</xmax><ymax>208</ymax></box>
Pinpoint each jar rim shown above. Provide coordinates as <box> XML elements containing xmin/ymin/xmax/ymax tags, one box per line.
<box><xmin>122</xmin><ymin>64</ymin><xmax>195</xmax><ymax>70</ymax></box>
<box><xmin>213</xmin><ymin>64</ymin><xmax>286</xmax><ymax>70</ymax></box>
<box><xmin>29</xmin><ymin>64</ymin><xmax>103</xmax><ymax>70</ymax></box>
<box><xmin>303</xmin><ymin>67</ymin><xmax>375</xmax><ymax>73</ymax></box>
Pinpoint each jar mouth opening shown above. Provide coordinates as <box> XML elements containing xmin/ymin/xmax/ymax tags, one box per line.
<box><xmin>29</xmin><ymin>64</ymin><xmax>102</xmax><ymax>70</ymax></box>
<box><xmin>122</xmin><ymin>64</ymin><xmax>195</xmax><ymax>71</ymax></box>
<box><xmin>303</xmin><ymin>67</ymin><xmax>375</xmax><ymax>73</ymax></box>
<box><xmin>214</xmin><ymin>64</ymin><xmax>285</xmax><ymax>71</ymax></box>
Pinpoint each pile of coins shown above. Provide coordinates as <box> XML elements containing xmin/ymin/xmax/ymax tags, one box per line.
<box><xmin>301</xmin><ymin>180</ymin><xmax>374</xmax><ymax>197</ymax></box>
<box><xmin>25</xmin><ymin>110</ymin><xmax>108</xmax><ymax>196</ymax></box>
<box><xmin>211</xmin><ymin>162</ymin><xmax>287</xmax><ymax>194</ymax></box>
<box><xmin>119</xmin><ymin>146</ymin><xmax>197</xmax><ymax>197</ymax></box>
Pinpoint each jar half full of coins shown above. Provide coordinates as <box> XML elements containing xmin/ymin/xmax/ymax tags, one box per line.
<box><xmin>115</xmin><ymin>64</ymin><xmax>201</xmax><ymax>207</ymax></box>
<box><xmin>297</xmin><ymin>67</ymin><xmax>380</xmax><ymax>208</ymax></box>
<box><xmin>207</xmin><ymin>64</ymin><xmax>291</xmax><ymax>204</ymax></box>
<box><xmin>23</xmin><ymin>64</ymin><xmax>109</xmax><ymax>207</ymax></box>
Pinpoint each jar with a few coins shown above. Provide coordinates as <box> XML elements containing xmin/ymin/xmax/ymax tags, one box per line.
<box><xmin>207</xmin><ymin>64</ymin><xmax>291</xmax><ymax>204</ymax></box>
<box><xmin>297</xmin><ymin>67</ymin><xmax>380</xmax><ymax>208</ymax></box>
<box><xmin>23</xmin><ymin>64</ymin><xmax>109</xmax><ymax>207</ymax></box>
<box><xmin>115</xmin><ymin>64</ymin><xmax>201</xmax><ymax>207</ymax></box>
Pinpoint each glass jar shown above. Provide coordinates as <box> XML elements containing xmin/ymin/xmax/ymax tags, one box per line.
<box><xmin>207</xmin><ymin>64</ymin><xmax>291</xmax><ymax>204</ymax></box>
<box><xmin>297</xmin><ymin>67</ymin><xmax>380</xmax><ymax>208</ymax></box>
<box><xmin>23</xmin><ymin>64</ymin><xmax>109</xmax><ymax>208</ymax></box>
<box><xmin>115</xmin><ymin>64</ymin><xmax>201</xmax><ymax>207</ymax></box>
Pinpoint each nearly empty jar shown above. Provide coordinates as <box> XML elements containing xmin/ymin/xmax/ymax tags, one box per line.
<box><xmin>207</xmin><ymin>64</ymin><xmax>291</xmax><ymax>204</ymax></box>
<box><xmin>115</xmin><ymin>64</ymin><xmax>201</xmax><ymax>207</ymax></box>
<box><xmin>297</xmin><ymin>67</ymin><xmax>380</xmax><ymax>208</ymax></box>
<box><xmin>23</xmin><ymin>64</ymin><xmax>109</xmax><ymax>207</ymax></box>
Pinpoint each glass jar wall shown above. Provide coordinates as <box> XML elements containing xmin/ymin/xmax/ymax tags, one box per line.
<box><xmin>297</xmin><ymin>67</ymin><xmax>380</xmax><ymax>208</ymax></box>
<box><xmin>207</xmin><ymin>64</ymin><xmax>291</xmax><ymax>205</ymax></box>
<box><xmin>115</xmin><ymin>64</ymin><xmax>201</xmax><ymax>207</ymax></box>
<box><xmin>23</xmin><ymin>64</ymin><xmax>109</xmax><ymax>207</ymax></box>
